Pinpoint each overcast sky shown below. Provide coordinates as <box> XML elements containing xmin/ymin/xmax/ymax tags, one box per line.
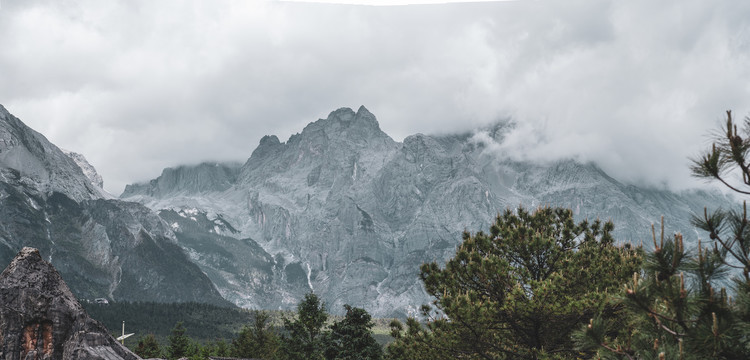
<box><xmin>1</xmin><ymin>0</ymin><xmax>750</xmax><ymax>195</ymax></box>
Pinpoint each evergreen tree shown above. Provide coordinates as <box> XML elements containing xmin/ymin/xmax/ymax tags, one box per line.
<box><xmin>213</xmin><ymin>338</ymin><xmax>231</xmax><ymax>357</ymax></box>
<box><xmin>575</xmin><ymin>110</ymin><xmax>750</xmax><ymax>358</ymax></box>
<box><xmin>280</xmin><ymin>293</ymin><xmax>329</xmax><ymax>360</ymax></box>
<box><xmin>134</xmin><ymin>334</ymin><xmax>162</xmax><ymax>359</ymax></box>
<box><xmin>232</xmin><ymin>310</ymin><xmax>281</xmax><ymax>359</ymax></box>
<box><xmin>199</xmin><ymin>342</ymin><xmax>213</xmax><ymax>360</ymax></box>
<box><xmin>386</xmin><ymin>317</ymin><xmax>444</xmax><ymax>360</ymax></box>
<box><xmin>575</xmin><ymin>219</ymin><xmax>746</xmax><ymax>358</ymax></box>
<box><xmin>167</xmin><ymin>321</ymin><xmax>191</xmax><ymax>359</ymax></box>
<box><xmin>387</xmin><ymin>206</ymin><xmax>642</xmax><ymax>359</ymax></box>
<box><xmin>326</xmin><ymin>305</ymin><xmax>383</xmax><ymax>360</ymax></box>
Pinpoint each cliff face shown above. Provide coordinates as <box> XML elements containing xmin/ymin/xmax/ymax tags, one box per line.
<box><xmin>0</xmin><ymin>247</ymin><xmax>141</xmax><ymax>360</ymax></box>
<box><xmin>0</xmin><ymin>105</ymin><xmax>229</xmax><ymax>306</ymax></box>
<box><xmin>61</xmin><ymin>150</ymin><xmax>105</xmax><ymax>190</ymax></box>
<box><xmin>122</xmin><ymin>106</ymin><xmax>736</xmax><ymax>317</ymax></box>
<box><xmin>122</xmin><ymin>162</ymin><xmax>242</xmax><ymax>199</ymax></box>
<box><xmin>0</xmin><ymin>105</ymin><xmax>104</xmax><ymax>202</ymax></box>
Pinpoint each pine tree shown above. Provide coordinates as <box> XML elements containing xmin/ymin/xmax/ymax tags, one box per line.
<box><xmin>574</xmin><ymin>217</ymin><xmax>745</xmax><ymax>358</ymax></box>
<box><xmin>386</xmin><ymin>206</ymin><xmax>642</xmax><ymax>359</ymax></box>
<box><xmin>199</xmin><ymin>342</ymin><xmax>212</xmax><ymax>360</ymax></box>
<box><xmin>326</xmin><ymin>305</ymin><xmax>383</xmax><ymax>360</ymax></box>
<box><xmin>167</xmin><ymin>321</ymin><xmax>191</xmax><ymax>360</ymax></box>
<box><xmin>232</xmin><ymin>310</ymin><xmax>280</xmax><ymax>359</ymax></box>
<box><xmin>185</xmin><ymin>340</ymin><xmax>202</xmax><ymax>360</ymax></box>
<box><xmin>213</xmin><ymin>338</ymin><xmax>231</xmax><ymax>357</ymax></box>
<box><xmin>575</xmin><ymin>110</ymin><xmax>750</xmax><ymax>358</ymax></box>
<box><xmin>134</xmin><ymin>334</ymin><xmax>162</xmax><ymax>359</ymax></box>
<box><xmin>280</xmin><ymin>292</ymin><xmax>329</xmax><ymax>360</ymax></box>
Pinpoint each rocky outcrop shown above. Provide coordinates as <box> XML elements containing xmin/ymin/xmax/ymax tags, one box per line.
<box><xmin>0</xmin><ymin>247</ymin><xmax>140</xmax><ymax>360</ymax></box>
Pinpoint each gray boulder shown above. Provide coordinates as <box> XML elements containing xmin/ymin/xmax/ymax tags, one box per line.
<box><xmin>0</xmin><ymin>247</ymin><xmax>140</xmax><ymax>360</ymax></box>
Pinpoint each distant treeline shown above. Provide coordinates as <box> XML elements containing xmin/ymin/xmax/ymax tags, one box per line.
<box><xmin>83</xmin><ymin>301</ymin><xmax>255</xmax><ymax>342</ymax></box>
<box><xmin>83</xmin><ymin>300</ymin><xmax>393</xmax><ymax>349</ymax></box>
<box><xmin>83</xmin><ymin>294</ymin><xmax>390</xmax><ymax>360</ymax></box>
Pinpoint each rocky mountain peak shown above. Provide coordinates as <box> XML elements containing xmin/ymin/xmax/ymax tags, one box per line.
<box><xmin>328</xmin><ymin>107</ymin><xmax>356</xmax><ymax>122</ymax></box>
<box><xmin>121</xmin><ymin>161</ymin><xmax>242</xmax><ymax>198</ymax></box>
<box><xmin>62</xmin><ymin>150</ymin><xmax>105</xmax><ymax>189</ymax></box>
<box><xmin>300</xmin><ymin>105</ymin><xmax>386</xmax><ymax>142</ymax></box>
<box><xmin>0</xmin><ymin>104</ymin><xmax>103</xmax><ymax>202</ymax></box>
<box><xmin>249</xmin><ymin>134</ymin><xmax>284</xmax><ymax>159</ymax></box>
<box><xmin>238</xmin><ymin>107</ymin><xmax>398</xmax><ymax>184</ymax></box>
<box><xmin>354</xmin><ymin>105</ymin><xmax>380</xmax><ymax>130</ymax></box>
<box><xmin>0</xmin><ymin>247</ymin><xmax>140</xmax><ymax>359</ymax></box>
<box><xmin>259</xmin><ymin>134</ymin><xmax>281</xmax><ymax>147</ymax></box>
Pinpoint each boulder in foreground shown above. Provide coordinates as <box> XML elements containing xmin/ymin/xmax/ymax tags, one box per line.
<box><xmin>0</xmin><ymin>247</ymin><xmax>140</xmax><ymax>360</ymax></box>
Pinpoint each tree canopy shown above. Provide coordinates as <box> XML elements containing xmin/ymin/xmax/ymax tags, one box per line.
<box><xmin>388</xmin><ymin>206</ymin><xmax>642</xmax><ymax>359</ymax></box>
<box><xmin>280</xmin><ymin>292</ymin><xmax>329</xmax><ymax>360</ymax></box>
<box><xmin>134</xmin><ymin>334</ymin><xmax>162</xmax><ymax>359</ymax></box>
<box><xmin>167</xmin><ymin>322</ymin><xmax>191</xmax><ymax>360</ymax></box>
<box><xmin>232</xmin><ymin>310</ymin><xmax>280</xmax><ymax>359</ymax></box>
<box><xmin>326</xmin><ymin>304</ymin><xmax>383</xmax><ymax>360</ymax></box>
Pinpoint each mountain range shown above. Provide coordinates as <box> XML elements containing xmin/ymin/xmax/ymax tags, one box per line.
<box><xmin>0</xmin><ymin>104</ymin><xmax>229</xmax><ymax>307</ymax></box>
<box><xmin>0</xmin><ymin>104</ymin><xmax>735</xmax><ymax>317</ymax></box>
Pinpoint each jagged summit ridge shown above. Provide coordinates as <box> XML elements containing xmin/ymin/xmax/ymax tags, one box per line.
<box><xmin>300</xmin><ymin>105</ymin><xmax>384</xmax><ymax>141</ymax></box>
<box><xmin>62</xmin><ymin>149</ymin><xmax>105</xmax><ymax>190</ymax></box>
<box><xmin>0</xmin><ymin>105</ymin><xmax>103</xmax><ymax>202</ymax></box>
<box><xmin>0</xmin><ymin>247</ymin><xmax>140</xmax><ymax>360</ymax></box>
<box><xmin>0</xmin><ymin>105</ymin><xmax>230</xmax><ymax>308</ymax></box>
<box><xmin>237</xmin><ymin>105</ymin><xmax>398</xmax><ymax>188</ymax></box>
<box><xmin>121</xmin><ymin>161</ymin><xmax>242</xmax><ymax>199</ymax></box>
<box><xmin>121</xmin><ymin>106</ymin><xmax>735</xmax><ymax>317</ymax></box>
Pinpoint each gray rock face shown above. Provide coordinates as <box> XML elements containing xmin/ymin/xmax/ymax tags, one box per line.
<box><xmin>62</xmin><ymin>150</ymin><xmax>105</xmax><ymax>190</ymax></box>
<box><xmin>0</xmin><ymin>105</ymin><xmax>104</xmax><ymax>202</ymax></box>
<box><xmin>0</xmin><ymin>105</ymin><xmax>230</xmax><ymax>307</ymax></box>
<box><xmin>123</xmin><ymin>106</ymin><xmax>736</xmax><ymax>318</ymax></box>
<box><xmin>0</xmin><ymin>247</ymin><xmax>141</xmax><ymax>360</ymax></box>
<box><xmin>122</xmin><ymin>162</ymin><xmax>241</xmax><ymax>199</ymax></box>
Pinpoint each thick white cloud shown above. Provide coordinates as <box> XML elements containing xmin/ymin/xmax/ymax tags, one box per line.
<box><xmin>1</xmin><ymin>0</ymin><xmax>749</xmax><ymax>194</ymax></box>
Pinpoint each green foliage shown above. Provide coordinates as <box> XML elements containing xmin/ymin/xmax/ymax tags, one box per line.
<box><xmin>84</xmin><ymin>298</ymin><xmax>389</xmax><ymax>359</ymax></box>
<box><xmin>691</xmin><ymin>110</ymin><xmax>750</xmax><ymax>195</ymax></box>
<box><xmin>213</xmin><ymin>338</ymin><xmax>231</xmax><ymax>357</ymax></box>
<box><xmin>576</xmin><ymin>110</ymin><xmax>750</xmax><ymax>358</ymax></box>
<box><xmin>280</xmin><ymin>293</ymin><xmax>329</xmax><ymax>360</ymax></box>
<box><xmin>326</xmin><ymin>304</ymin><xmax>383</xmax><ymax>360</ymax></box>
<box><xmin>131</xmin><ymin>329</ymin><xmax>237</xmax><ymax>360</ymax></box>
<box><xmin>575</xmin><ymin>218</ymin><xmax>747</xmax><ymax>359</ymax></box>
<box><xmin>387</xmin><ymin>206</ymin><xmax>642</xmax><ymax>359</ymax></box>
<box><xmin>134</xmin><ymin>333</ymin><xmax>162</xmax><ymax>358</ymax></box>
<box><xmin>167</xmin><ymin>322</ymin><xmax>191</xmax><ymax>359</ymax></box>
<box><xmin>83</xmin><ymin>301</ymin><xmax>254</xmax><ymax>342</ymax></box>
<box><xmin>232</xmin><ymin>310</ymin><xmax>281</xmax><ymax>359</ymax></box>
<box><xmin>385</xmin><ymin>317</ymin><xmax>445</xmax><ymax>360</ymax></box>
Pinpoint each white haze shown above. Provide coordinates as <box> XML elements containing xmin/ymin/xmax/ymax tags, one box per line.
<box><xmin>1</xmin><ymin>0</ymin><xmax>749</xmax><ymax>194</ymax></box>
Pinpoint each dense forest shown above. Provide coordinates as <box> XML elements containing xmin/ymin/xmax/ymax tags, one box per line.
<box><xmin>84</xmin><ymin>299</ymin><xmax>394</xmax><ymax>358</ymax></box>
<box><xmin>83</xmin><ymin>301</ymin><xmax>256</xmax><ymax>343</ymax></box>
